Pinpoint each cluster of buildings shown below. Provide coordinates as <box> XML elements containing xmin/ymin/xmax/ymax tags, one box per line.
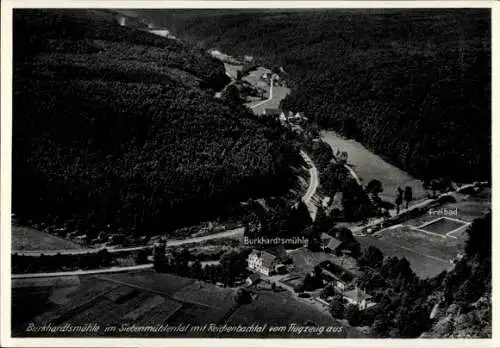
<box><xmin>262</xmin><ymin>108</ymin><xmax>309</xmax><ymax>133</ymax></box>
<box><xmin>245</xmin><ymin>230</ymin><xmax>377</xmax><ymax>310</ymax></box>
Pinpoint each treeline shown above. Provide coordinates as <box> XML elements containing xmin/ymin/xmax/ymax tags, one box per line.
<box><xmin>12</xmin><ymin>10</ymin><xmax>301</xmax><ymax>239</ymax></box>
<box><xmin>154</xmin><ymin>248</ymin><xmax>250</xmax><ymax>286</ymax></box>
<box><xmin>145</xmin><ymin>9</ymin><xmax>491</xmax><ymax>182</ymax></box>
<box><xmin>12</xmin><ymin>249</ymin><xmax>114</xmax><ymax>273</ymax></box>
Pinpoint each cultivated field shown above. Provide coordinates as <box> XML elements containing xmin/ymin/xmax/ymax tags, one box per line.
<box><xmin>12</xmin><ymin>269</ymin><xmax>368</xmax><ymax>338</ymax></box>
<box><xmin>321</xmin><ymin>131</ymin><xmax>426</xmax><ymax>203</ymax></box>
<box><xmin>12</xmin><ymin>225</ymin><xmax>82</xmax><ymax>251</ymax></box>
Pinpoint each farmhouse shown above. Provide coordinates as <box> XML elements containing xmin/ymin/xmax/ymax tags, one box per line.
<box><xmin>247</xmin><ymin>249</ymin><xmax>281</xmax><ymax>276</ymax></box>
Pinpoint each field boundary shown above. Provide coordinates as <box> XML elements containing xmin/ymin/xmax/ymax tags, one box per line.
<box><xmin>409</xmin><ymin>226</ymin><xmax>450</xmax><ymax>239</ymax></box>
<box><xmin>414</xmin><ymin>216</ymin><xmax>470</xmax><ymax>240</ymax></box>
<box><xmin>446</xmin><ymin>222</ymin><xmax>472</xmax><ymax>237</ymax></box>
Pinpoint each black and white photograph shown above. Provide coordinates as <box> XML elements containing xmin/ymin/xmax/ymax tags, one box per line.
<box><xmin>1</xmin><ymin>1</ymin><xmax>494</xmax><ymax>344</ymax></box>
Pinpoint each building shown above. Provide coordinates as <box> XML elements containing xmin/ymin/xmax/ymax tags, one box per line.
<box><xmin>343</xmin><ymin>286</ymin><xmax>375</xmax><ymax>310</ymax></box>
<box><xmin>324</xmin><ymin>237</ymin><xmax>343</xmax><ymax>254</ymax></box>
<box><xmin>263</xmin><ymin>108</ymin><xmax>282</xmax><ymax>118</ymax></box>
<box><xmin>247</xmin><ymin>249</ymin><xmax>280</xmax><ymax>276</ymax></box>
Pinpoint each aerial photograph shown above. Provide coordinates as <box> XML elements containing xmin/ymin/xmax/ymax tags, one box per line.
<box><xmin>8</xmin><ymin>7</ymin><xmax>491</xmax><ymax>340</ymax></box>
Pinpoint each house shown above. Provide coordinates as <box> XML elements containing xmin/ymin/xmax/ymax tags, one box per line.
<box><xmin>247</xmin><ymin>249</ymin><xmax>280</xmax><ymax>276</ymax></box>
<box><xmin>324</xmin><ymin>237</ymin><xmax>343</xmax><ymax>254</ymax></box>
<box><xmin>279</xmin><ymin>112</ymin><xmax>287</xmax><ymax>124</ymax></box>
<box><xmin>245</xmin><ymin>273</ymin><xmax>261</xmax><ymax>286</ymax></box>
<box><xmin>343</xmin><ymin>286</ymin><xmax>375</xmax><ymax>310</ymax></box>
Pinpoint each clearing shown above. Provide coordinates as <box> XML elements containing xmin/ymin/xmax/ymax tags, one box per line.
<box><xmin>321</xmin><ymin>131</ymin><xmax>426</xmax><ymax>204</ymax></box>
<box><xmin>12</xmin><ymin>269</ymin><xmax>366</xmax><ymax>338</ymax></box>
<box><xmin>12</xmin><ymin>225</ymin><xmax>82</xmax><ymax>251</ymax></box>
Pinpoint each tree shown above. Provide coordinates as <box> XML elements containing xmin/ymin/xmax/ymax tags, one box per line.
<box><xmin>191</xmin><ymin>259</ymin><xmax>202</xmax><ymax>278</ymax></box>
<box><xmin>135</xmin><ymin>249</ymin><xmax>149</xmax><ymax>265</ymax></box>
<box><xmin>404</xmin><ymin>186</ymin><xmax>413</xmax><ymax>208</ymax></box>
<box><xmin>330</xmin><ymin>295</ymin><xmax>346</xmax><ymax>319</ymax></box>
<box><xmin>234</xmin><ymin>287</ymin><xmax>252</xmax><ymax>304</ymax></box>
<box><xmin>358</xmin><ymin>246</ymin><xmax>384</xmax><ymax>270</ymax></box>
<box><xmin>344</xmin><ymin>304</ymin><xmax>362</xmax><ymax>326</ymax></box>
<box><xmin>334</xmin><ymin>227</ymin><xmax>355</xmax><ymax>243</ymax></box>
<box><xmin>289</xmin><ymin>200</ymin><xmax>313</xmax><ymax>237</ymax></box>
<box><xmin>366</xmin><ymin>180</ymin><xmax>383</xmax><ymax>195</ymax></box>
<box><xmin>395</xmin><ymin>188</ymin><xmax>404</xmax><ymax>214</ymax></box>
<box><xmin>372</xmin><ymin>316</ymin><xmax>391</xmax><ymax>337</ymax></box>
<box><xmin>222</xmin><ymin>84</ymin><xmax>242</xmax><ymax>105</ymax></box>
<box><xmin>220</xmin><ymin>250</ymin><xmax>247</xmax><ymax>286</ymax></box>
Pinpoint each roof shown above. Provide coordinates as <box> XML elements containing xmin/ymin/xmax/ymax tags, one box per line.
<box><xmin>321</xmin><ymin>232</ymin><xmax>333</xmax><ymax>241</ymax></box>
<box><xmin>260</xmin><ymin>250</ymin><xmax>278</xmax><ymax>268</ymax></box>
<box><xmin>344</xmin><ymin>288</ymin><xmax>372</xmax><ymax>302</ymax></box>
<box><xmin>326</xmin><ymin>238</ymin><xmax>343</xmax><ymax>250</ymax></box>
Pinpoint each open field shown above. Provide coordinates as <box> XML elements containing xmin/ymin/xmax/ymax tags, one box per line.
<box><xmin>12</xmin><ymin>269</ymin><xmax>367</xmax><ymax>338</ymax></box>
<box><xmin>321</xmin><ymin>131</ymin><xmax>426</xmax><ymax>203</ymax></box>
<box><xmin>357</xmin><ymin>232</ymin><xmax>453</xmax><ymax>278</ymax></box>
<box><xmin>12</xmin><ymin>225</ymin><xmax>82</xmax><ymax>251</ymax></box>
<box><xmin>243</xmin><ymin>67</ymin><xmax>290</xmax><ymax>114</ymax></box>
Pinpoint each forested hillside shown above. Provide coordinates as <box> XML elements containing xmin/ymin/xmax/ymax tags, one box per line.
<box><xmin>140</xmin><ymin>9</ymin><xmax>491</xmax><ymax>181</ymax></box>
<box><xmin>12</xmin><ymin>9</ymin><xmax>300</xmax><ymax>238</ymax></box>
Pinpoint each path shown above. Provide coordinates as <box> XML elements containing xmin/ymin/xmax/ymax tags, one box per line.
<box><xmin>11</xmin><ymin>264</ymin><xmax>154</xmax><ymax>279</ymax></box>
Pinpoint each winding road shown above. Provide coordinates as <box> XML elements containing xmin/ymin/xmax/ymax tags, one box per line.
<box><xmin>247</xmin><ymin>74</ymin><xmax>320</xmax><ymax>220</ymax></box>
<box><xmin>299</xmin><ymin>150</ymin><xmax>319</xmax><ymax>220</ymax></box>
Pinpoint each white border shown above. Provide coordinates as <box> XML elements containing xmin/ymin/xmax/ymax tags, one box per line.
<box><xmin>1</xmin><ymin>1</ymin><xmax>498</xmax><ymax>347</ymax></box>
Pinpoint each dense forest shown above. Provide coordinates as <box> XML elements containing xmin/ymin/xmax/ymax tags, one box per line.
<box><xmin>12</xmin><ymin>10</ymin><xmax>301</xmax><ymax>238</ymax></box>
<box><xmin>140</xmin><ymin>9</ymin><xmax>491</xmax><ymax>182</ymax></box>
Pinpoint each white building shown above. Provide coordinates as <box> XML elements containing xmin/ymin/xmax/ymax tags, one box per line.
<box><xmin>247</xmin><ymin>249</ymin><xmax>280</xmax><ymax>276</ymax></box>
